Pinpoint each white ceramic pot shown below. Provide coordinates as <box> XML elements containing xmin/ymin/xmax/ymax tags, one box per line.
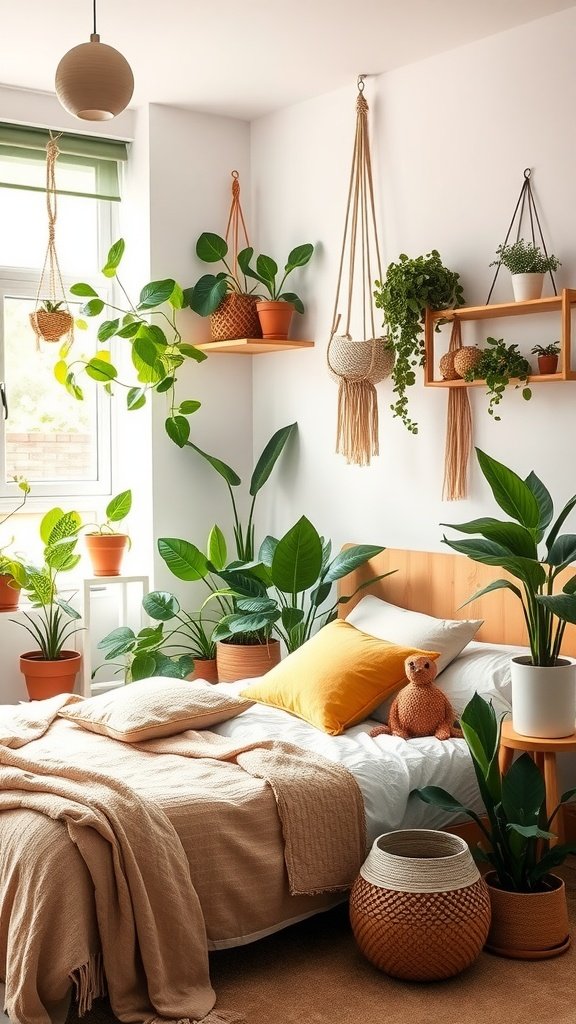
<box><xmin>510</xmin><ymin>656</ymin><xmax>576</xmax><ymax>738</ymax></box>
<box><xmin>511</xmin><ymin>272</ymin><xmax>544</xmax><ymax>301</ymax></box>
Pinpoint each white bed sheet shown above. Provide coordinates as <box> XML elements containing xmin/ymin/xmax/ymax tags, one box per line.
<box><xmin>213</xmin><ymin>680</ymin><xmax>483</xmax><ymax>843</ymax></box>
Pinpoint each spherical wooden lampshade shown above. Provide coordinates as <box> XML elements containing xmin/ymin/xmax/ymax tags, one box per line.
<box><xmin>55</xmin><ymin>34</ymin><xmax>134</xmax><ymax>121</ymax></box>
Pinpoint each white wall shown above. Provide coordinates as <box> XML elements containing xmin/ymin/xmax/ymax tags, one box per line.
<box><xmin>249</xmin><ymin>6</ymin><xmax>576</xmax><ymax>559</ymax></box>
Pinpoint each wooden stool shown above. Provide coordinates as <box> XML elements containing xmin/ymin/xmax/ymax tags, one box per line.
<box><xmin>499</xmin><ymin>720</ymin><xmax>576</xmax><ymax>846</ymax></box>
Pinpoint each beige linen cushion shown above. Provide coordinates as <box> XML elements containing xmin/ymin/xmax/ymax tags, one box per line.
<box><xmin>58</xmin><ymin>678</ymin><xmax>255</xmax><ymax>743</ymax></box>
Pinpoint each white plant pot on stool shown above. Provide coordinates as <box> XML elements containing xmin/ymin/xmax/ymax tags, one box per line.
<box><xmin>511</xmin><ymin>272</ymin><xmax>544</xmax><ymax>301</ymax></box>
<box><xmin>511</xmin><ymin>657</ymin><xmax>576</xmax><ymax>738</ymax></box>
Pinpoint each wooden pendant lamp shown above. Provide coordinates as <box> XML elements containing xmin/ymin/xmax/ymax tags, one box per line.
<box><xmin>55</xmin><ymin>0</ymin><xmax>134</xmax><ymax>121</ymax></box>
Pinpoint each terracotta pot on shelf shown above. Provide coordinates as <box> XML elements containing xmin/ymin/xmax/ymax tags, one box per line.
<box><xmin>20</xmin><ymin>650</ymin><xmax>82</xmax><ymax>700</ymax></box>
<box><xmin>188</xmin><ymin>658</ymin><xmax>219</xmax><ymax>684</ymax></box>
<box><xmin>85</xmin><ymin>534</ymin><xmax>128</xmax><ymax>577</ymax></box>
<box><xmin>0</xmin><ymin>573</ymin><xmax>21</xmax><ymax>611</ymax></box>
<box><xmin>537</xmin><ymin>354</ymin><xmax>559</xmax><ymax>375</ymax></box>
<box><xmin>484</xmin><ymin>872</ymin><xmax>570</xmax><ymax>959</ymax></box>
<box><xmin>256</xmin><ymin>301</ymin><xmax>294</xmax><ymax>341</ymax></box>
<box><xmin>216</xmin><ymin>638</ymin><xmax>281</xmax><ymax>682</ymax></box>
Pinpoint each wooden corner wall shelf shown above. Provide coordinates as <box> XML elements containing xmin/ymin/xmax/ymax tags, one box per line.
<box><xmin>424</xmin><ymin>288</ymin><xmax>576</xmax><ymax>386</ymax></box>
<box><xmin>195</xmin><ymin>338</ymin><xmax>315</xmax><ymax>355</ymax></box>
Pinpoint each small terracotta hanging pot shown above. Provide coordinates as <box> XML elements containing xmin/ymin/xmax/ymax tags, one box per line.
<box><xmin>256</xmin><ymin>301</ymin><xmax>294</xmax><ymax>341</ymax></box>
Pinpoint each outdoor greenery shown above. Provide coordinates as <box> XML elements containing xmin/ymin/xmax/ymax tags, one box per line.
<box><xmin>416</xmin><ymin>693</ymin><xmax>576</xmax><ymax>892</ymax></box>
<box><xmin>441</xmin><ymin>448</ymin><xmax>576</xmax><ymax>666</ymax></box>
<box><xmin>185</xmin><ymin>232</ymin><xmax>259</xmax><ymax>317</ymax></box>
<box><xmin>463</xmin><ymin>336</ymin><xmax>532</xmax><ymax>419</ymax></box>
<box><xmin>491</xmin><ymin>239</ymin><xmax>561</xmax><ymax>275</ymax></box>
<box><xmin>58</xmin><ymin>239</ymin><xmax>207</xmax><ymax>448</ymax></box>
<box><xmin>374</xmin><ymin>251</ymin><xmax>465</xmax><ymax>433</ymax></box>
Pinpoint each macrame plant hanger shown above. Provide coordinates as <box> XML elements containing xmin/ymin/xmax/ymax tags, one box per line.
<box><xmin>29</xmin><ymin>135</ymin><xmax>74</xmax><ymax>350</ymax></box>
<box><xmin>327</xmin><ymin>76</ymin><xmax>392</xmax><ymax>467</ymax></box>
<box><xmin>209</xmin><ymin>170</ymin><xmax>261</xmax><ymax>342</ymax></box>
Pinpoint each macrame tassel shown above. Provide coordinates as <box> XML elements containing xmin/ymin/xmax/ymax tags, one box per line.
<box><xmin>336</xmin><ymin>378</ymin><xmax>379</xmax><ymax>466</ymax></box>
<box><xmin>442</xmin><ymin>319</ymin><xmax>473</xmax><ymax>501</ymax></box>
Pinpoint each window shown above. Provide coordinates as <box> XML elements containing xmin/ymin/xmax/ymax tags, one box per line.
<box><xmin>0</xmin><ymin>124</ymin><xmax>128</xmax><ymax>502</ymax></box>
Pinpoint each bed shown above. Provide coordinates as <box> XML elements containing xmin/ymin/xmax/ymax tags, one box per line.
<box><xmin>0</xmin><ymin>545</ymin><xmax>553</xmax><ymax>1024</ymax></box>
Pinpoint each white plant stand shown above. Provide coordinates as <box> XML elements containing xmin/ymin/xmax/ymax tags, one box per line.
<box><xmin>79</xmin><ymin>575</ymin><xmax>150</xmax><ymax>697</ymax></box>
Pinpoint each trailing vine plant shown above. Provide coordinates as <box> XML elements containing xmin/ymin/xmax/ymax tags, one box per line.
<box><xmin>463</xmin><ymin>336</ymin><xmax>532</xmax><ymax>420</ymax></box>
<box><xmin>374</xmin><ymin>251</ymin><xmax>465</xmax><ymax>433</ymax></box>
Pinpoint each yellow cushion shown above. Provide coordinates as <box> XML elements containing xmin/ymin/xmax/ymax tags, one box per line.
<box><xmin>241</xmin><ymin>619</ymin><xmax>439</xmax><ymax>736</ymax></box>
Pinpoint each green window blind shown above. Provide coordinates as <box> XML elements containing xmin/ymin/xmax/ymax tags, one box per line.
<box><xmin>0</xmin><ymin>123</ymin><xmax>128</xmax><ymax>202</ymax></box>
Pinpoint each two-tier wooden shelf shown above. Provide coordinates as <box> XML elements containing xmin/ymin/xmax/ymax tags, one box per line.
<box><xmin>195</xmin><ymin>338</ymin><xmax>315</xmax><ymax>355</ymax></box>
<box><xmin>424</xmin><ymin>288</ymin><xmax>576</xmax><ymax>387</ymax></box>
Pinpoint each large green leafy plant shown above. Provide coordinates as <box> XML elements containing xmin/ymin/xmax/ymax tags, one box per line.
<box><xmin>491</xmin><ymin>239</ymin><xmax>561</xmax><ymax>275</ymax></box>
<box><xmin>12</xmin><ymin>508</ymin><xmax>82</xmax><ymax>660</ymax></box>
<box><xmin>58</xmin><ymin>239</ymin><xmax>207</xmax><ymax>448</ymax></box>
<box><xmin>241</xmin><ymin>243</ymin><xmax>314</xmax><ymax>313</ymax></box>
<box><xmin>374</xmin><ymin>250</ymin><xmax>465</xmax><ymax>433</ymax></box>
<box><xmin>185</xmin><ymin>232</ymin><xmax>258</xmax><ymax>316</ymax></box>
<box><xmin>416</xmin><ymin>693</ymin><xmax>576</xmax><ymax>892</ymax></box>
<box><xmin>442</xmin><ymin>448</ymin><xmax>576</xmax><ymax>666</ymax></box>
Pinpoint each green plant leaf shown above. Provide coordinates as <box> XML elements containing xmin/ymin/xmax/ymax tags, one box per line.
<box><xmin>258</xmin><ymin>535</ymin><xmax>278</xmax><ymax>568</ymax></box>
<box><xmin>286</xmin><ymin>243</ymin><xmax>314</xmax><ymax>270</ymax></box>
<box><xmin>196</xmin><ymin>232</ymin><xmax>228</xmax><ymax>263</ymax></box>
<box><xmin>237</xmin><ymin>247</ymin><xmax>254</xmax><ymax>275</ymax></box>
<box><xmin>256</xmin><ymin>255</ymin><xmax>278</xmax><ymax>285</ymax></box>
<box><xmin>156</xmin><ymin>376</ymin><xmax>174</xmax><ymax>394</ymax></box>
<box><xmin>476</xmin><ymin>448</ymin><xmax>540</xmax><ymax>529</ymax></box>
<box><xmin>80</xmin><ymin>298</ymin><xmax>105</xmax><ymax>317</ymax></box>
<box><xmin>97</xmin><ymin>626</ymin><xmax>136</xmax><ymax>657</ymax></box>
<box><xmin>132</xmin><ymin>337</ymin><xmax>164</xmax><ymax>382</ymax></box>
<box><xmin>323</xmin><ymin>544</ymin><xmax>385</xmax><ymax>584</ymax></box>
<box><xmin>501</xmin><ymin>752</ymin><xmax>545</xmax><ymax>823</ymax></box>
<box><xmin>40</xmin><ymin>508</ymin><xmax>64</xmax><ymax>545</ymax></box>
<box><xmin>142</xmin><ymin>590</ymin><xmax>180</xmax><ymax>621</ymax></box>
<box><xmin>131</xmin><ymin>653</ymin><xmax>157</xmax><ymax>681</ymax></box>
<box><xmin>562</xmin><ymin>575</ymin><xmax>576</xmax><ymax>595</ymax></box>
<box><xmin>250</xmin><ymin>422</ymin><xmax>296</xmax><ymax>496</ymax></box>
<box><xmin>186</xmin><ymin>441</ymin><xmax>241</xmax><ymax>487</ymax></box>
<box><xmin>55</xmin><ymin>597</ymin><xmax>81</xmax><ymax>620</ymax></box>
<box><xmin>138</xmin><ymin>279</ymin><xmax>176</xmax><ymax>309</ymax></box>
<box><xmin>281</xmin><ymin>607</ymin><xmax>304</xmax><ymax>632</ymax></box>
<box><xmin>127</xmin><ymin>387</ymin><xmax>147</xmax><ymax>411</ymax></box>
<box><xmin>106</xmin><ymin>490</ymin><xmax>131</xmax><ymax>522</ymax></box>
<box><xmin>207</xmin><ymin>525</ymin><xmax>227</xmax><ymax>571</ymax></box>
<box><xmin>457</xmin><ymin>577</ymin><xmax>523</xmax><ymax>608</ymax></box>
<box><xmin>536</xmin><ymin>593</ymin><xmax>576</xmax><ymax>625</ymax></box>
<box><xmin>117</xmin><ymin>321</ymin><xmax>141</xmax><ymax>338</ymax></box>
<box><xmin>440</xmin><ymin>517</ymin><xmax>537</xmax><ymax>559</ymax></box>
<box><xmin>547</xmin><ymin>534</ymin><xmax>576</xmax><ymax>571</ymax></box>
<box><xmin>271</xmin><ymin>516</ymin><xmax>323</xmax><ymax>594</ymax></box>
<box><xmin>278</xmin><ymin>291</ymin><xmax>304</xmax><ymax>314</ymax></box>
<box><xmin>97</xmin><ymin>318</ymin><xmax>120</xmax><ymax>342</ymax></box>
<box><xmin>138</xmin><ymin>323</ymin><xmax>168</xmax><ymax>348</ymax></box>
<box><xmin>158</xmin><ymin>538</ymin><xmax>209</xmax><ymax>581</ymax></box>
<box><xmin>53</xmin><ymin>360</ymin><xmax>68</xmax><ymax>385</ymax></box>
<box><xmin>178</xmin><ymin>400</ymin><xmax>201</xmax><ymax>415</ymax></box>
<box><xmin>85</xmin><ymin>357</ymin><xmax>118</xmax><ymax>383</ymax></box>
<box><xmin>70</xmin><ymin>282</ymin><xmax>98</xmax><ymax>298</ymax></box>
<box><xmin>169</xmin><ymin>282</ymin><xmax>184</xmax><ymax>309</ymax></box>
<box><xmin>102</xmin><ymin>238</ymin><xmax>125</xmax><ymax>277</ymax></box>
<box><xmin>165</xmin><ymin>415</ymin><xmax>190</xmax><ymax>447</ymax></box>
<box><xmin>188</xmin><ymin>274</ymin><xmax>228</xmax><ymax>316</ymax></box>
<box><xmin>179</xmin><ymin>343</ymin><xmax>207</xmax><ymax>363</ymax></box>
<box><xmin>156</xmin><ymin>654</ymin><xmax>195</xmax><ymax>679</ymax></box>
<box><xmin>415</xmin><ymin>786</ymin><xmax>478</xmax><ymax>819</ymax></box>
<box><xmin>545</xmin><ymin>494</ymin><xmax>576</xmax><ymax>553</ymax></box>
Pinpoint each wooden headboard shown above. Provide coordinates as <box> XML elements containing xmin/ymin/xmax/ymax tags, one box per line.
<box><xmin>339</xmin><ymin>546</ymin><xmax>576</xmax><ymax>655</ymax></box>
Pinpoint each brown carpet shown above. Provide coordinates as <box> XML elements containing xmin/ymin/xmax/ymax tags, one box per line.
<box><xmin>67</xmin><ymin>861</ymin><xmax>576</xmax><ymax>1024</ymax></box>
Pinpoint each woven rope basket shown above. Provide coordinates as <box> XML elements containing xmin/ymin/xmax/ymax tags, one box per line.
<box><xmin>209</xmin><ymin>293</ymin><xmax>261</xmax><ymax>341</ymax></box>
<box><xmin>29</xmin><ymin>309</ymin><xmax>73</xmax><ymax>343</ymax></box>
<box><xmin>328</xmin><ymin>335</ymin><xmax>394</xmax><ymax>384</ymax></box>
<box><xmin>453</xmin><ymin>345</ymin><xmax>483</xmax><ymax>378</ymax></box>
<box><xmin>350</xmin><ymin>830</ymin><xmax>491</xmax><ymax>981</ymax></box>
<box><xmin>439</xmin><ymin>350</ymin><xmax>462</xmax><ymax>380</ymax></box>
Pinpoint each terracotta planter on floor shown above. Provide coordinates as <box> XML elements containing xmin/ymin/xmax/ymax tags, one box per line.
<box><xmin>188</xmin><ymin>658</ymin><xmax>219</xmax><ymax>683</ymax></box>
<box><xmin>256</xmin><ymin>301</ymin><xmax>294</xmax><ymax>341</ymax></box>
<box><xmin>216</xmin><ymin>638</ymin><xmax>281</xmax><ymax>682</ymax></box>
<box><xmin>20</xmin><ymin>650</ymin><xmax>82</xmax><ymax>700</ymax></box>
<box><xmin>485</xmin><ymin>872</ymin><xmax>570</xmax><ymax>959</ymax></box>
<box><xmin>85</xmin><ymin>534</ymin><xmax>128</xmax><ymax>577</ymax></box>
<box><xmin>0</xmin><ymin>573</ymin><xmax>21</xmax><ymax>611</ymax></box>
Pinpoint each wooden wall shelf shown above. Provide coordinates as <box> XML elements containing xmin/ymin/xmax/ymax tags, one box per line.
<box><xmin>195</xmin><ymin>338</ymin><xmax>315</xmax><ymax>355</ymax></box>
<box><xmin>424</xmin><ymin>288</ymin><xmax>576</xmax><ymax>386</ymax></box>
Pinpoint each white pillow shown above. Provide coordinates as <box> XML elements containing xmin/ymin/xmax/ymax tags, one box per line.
<box><xmin>435</xmin><ymin>640</ymin><xmax>530</xmax><ymax>716</ymax></box>
<box><xmin>345</xmin><ymin>596</ymin><xmax>482</xmax><ymax>674</ymax></box>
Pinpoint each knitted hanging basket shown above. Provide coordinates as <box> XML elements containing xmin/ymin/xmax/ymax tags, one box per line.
<box><xmin>30</xmin><ymin>136</ymin><xmax>74</xmax><ymax>350</ymax></box>
<box><xmin>210</xmin><ymin>292</ymin><xmax>261</xmax><ymax>341</ymax></box>
<box><xmin>328</xmin><ymin>334</ymin><xmax>393</xmax><ymax>385</ymax></box>
<box><xmin>30</xmin><ymin>307</ymin><xmax>74</xmax><ymax>343</ymax></box>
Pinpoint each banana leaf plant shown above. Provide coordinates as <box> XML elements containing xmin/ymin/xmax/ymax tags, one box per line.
<box><xmin>209</xmin><ymin>515</ymin><xmax>391</xmax><ymax>654</ymax></box>
<box><xmin>58</xmin><ymin>239</ymin><xmax>207</xmax><ymax>448</ymax></box>
<box><xmin>442</xmin><ymin>447</ymin><xmax>576</xmax><ymax>666</ymax></box>
<box><xmin>416</xmin><ymin>693</ymin><xmax>576</xmax><ymax>892</ymax></box>
<box><xmin>186</xmin><ymin>422</ymin><xmax>297</xmax><ymax>561</ymax></box>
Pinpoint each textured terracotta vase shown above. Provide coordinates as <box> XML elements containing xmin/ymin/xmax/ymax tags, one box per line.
<box><xmin>0</xmin><ymin>573</ymin><xmax>21</xmax><ymax>611</ymax></box>
<box><xmin>85</xmin><ymin>534</ymin><xmax>128</xmax><ymax>576</ymax></box>
<box><xmin>216</xmin><ymin>638</ymin><xmax>281</xmax><ymax>683</ymax></box>
<box><xmin>188</xmin><ymin>658</ymin><xmax>219</xmax><ymax>683</ymax></box>
<box><xmin>256</xmin><ymin>301</ymin><xmax>294</xmax><ymax>341</ymax></box>
<box><xmin>20</xmin><ymin>650</ymin><xmax>82</xmax><ymax>700</ymax></box>
<box><xmin>537</xmin><ymin>354</ymin><xmax>559</xmax><ymax>375</ymax></box>
<box><xmin>485</xmin><ymin>872</ymin><xmax>570</xmax><ymax>959</ymax></box>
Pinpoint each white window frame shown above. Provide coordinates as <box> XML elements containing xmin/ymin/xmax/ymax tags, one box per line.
<box><xmin>0</xmin><ymin>198</ymin><xmax>117</xmax><ymax>508</ymax></box>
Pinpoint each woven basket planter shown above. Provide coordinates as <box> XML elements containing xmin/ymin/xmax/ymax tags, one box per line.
<box><xmin>216</xmin><ymin>638</ymin><xmax>281</xmax><ymax>683</ymax></box>
<box><xmin>485</xmin><ymin>872</ymin><xmax>570</xmax><ymax>959</ymax></box>
<box><xmin>350</xmin><ymin>830</ymin><xmax>491</xmax><ymax>981</ymax></box>
<box><xmin>209</xmin><ymin>294</ymin><xmax>261</xmax><ymax>341</ymax></box>
<box><xmin>453</xmin><ymin>345</ymin><xmax>483</xmax><ymax>378</ymax></box>
<box><xmin>439</xmin><ymin>350</ymin><xmax>462</xmax><ymax>380</ymax></box>
<box><xmin>29</xmin><ymin>309</ymin><xmax>73</xmax><ymax>343</ymax></box>
<box><xmin>328</xmin><ymin>335</ymin><xmax>394</xmax><ymax>384</ymax></box>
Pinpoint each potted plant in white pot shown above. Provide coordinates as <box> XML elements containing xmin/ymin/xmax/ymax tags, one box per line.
<box><xmin>13</xmin><ymin>507</ymin><xmax>83</xmax><ymax>699</ymax></box>
<box><xmin>490</xmin><ymin>239</ymin><xmax>561</xmax><ymax>301</ymax></box>
<box><xmin>242</xmin><ymin>244</ymin><xmax>315</xmax><ymax>341</ymax></box>
<box><xmin>83</xmin><ymin>490</ymin><xmax>132</xmax><ymax>577</ymax></box>
<box><xmin>416</xmin><ymin>693</ymin><xmax>576</xmax><ymax>958</ymax></box>
<box><xmin>442</xmin><ymin>448</ymin><xmax>576</xmax><ymax>738</ymax></box>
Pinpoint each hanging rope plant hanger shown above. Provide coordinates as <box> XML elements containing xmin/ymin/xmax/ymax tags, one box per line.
<box><xmin>326</xmin><ymin>76</ymin><xmax>392</xmax><ymax>467</ymax></box>
<box><xmin>29</xmin><ymin>135</ymin><xmax>74</xmax><ymax>349</ymax></box>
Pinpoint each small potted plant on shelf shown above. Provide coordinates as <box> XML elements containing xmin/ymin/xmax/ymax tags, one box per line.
<box><xmin>83</xmin><ymin>490</ymin><xmax>132</xmax><ymax>577</ymax></box>
<box><xmin>242</xmin><ymin>243</ymin><xmax>315</xmax><ymax>341</ymax></box>
<box><xmin>185</xmin><ymin>232</ymin><xmax>262</xmax><ymax>341</ymax></box>
<box><xmin>462</xmin><ymin>336</ymin><xmax>533</xmax><ymax>419</ymax></box>
<box><xmin>441</xmin><ymin>447</ymin><xmax>576</xmax><ymax>738</ymax></box>
<box><xmin>13</xmin><ymin>507</ymin><xmax>83</xmax><ymax>699</ymax></box>
<box><xmin>30</xmin><ymin>299</ymin><xmax>74</xmax><ymax>343</ymax></box>
<box><xmin>374</xmin><ymin>250</ymin><xmax>466</xmax><ymax>434</ymax></box>
<box><xmin>490</xmin><ymin>239</ymin><xmax>561</xmax><ymax>302</ymax></box>
<box><xmin>416</xmin><ymin>693</ymin><xmax>576</xmax><ymax>959</ymax></box>
<box><xmin>531</xmin><ymin>341</ymin><xmax>560</xmax><ymax>375</ymax></box>
<box><xmin>0</xmin><ymin>477</ymin><xmax>30</xmax><ymax>611</ymax></box>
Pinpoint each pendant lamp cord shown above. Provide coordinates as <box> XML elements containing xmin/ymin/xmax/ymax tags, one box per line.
<box><xmin>93</xmin><ymin>0</ymin><xmax>97</xmax><ymax>35</ymax></box>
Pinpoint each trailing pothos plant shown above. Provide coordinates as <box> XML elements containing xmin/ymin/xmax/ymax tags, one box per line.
<box><xmin>0</xmin><ymin>476</ymin><xmax>30</xmax><ymax>587</ymax></box>
<box><xmin>374</xmin><ymin>251</ymin><xmax>465</xmax><ymax>433</ymax></box>
<box><xmin>57</xmin><ymin>239</ymin><xmax>207</xmax><ymax>448</ymax></box>
<box><xmin>463</xmin><ymin>336</ymin><xmax>532</xmax><ymax>420</ymax></box>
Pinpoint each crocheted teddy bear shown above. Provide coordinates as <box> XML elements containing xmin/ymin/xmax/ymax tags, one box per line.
<box><xmin>370</xmin><ymin>655</ymin><xmax>462</xmax><ymax>741</ymax></box>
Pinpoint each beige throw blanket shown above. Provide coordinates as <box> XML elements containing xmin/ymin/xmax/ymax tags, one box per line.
<box><xmin>0</xmin><ymin>697</ymin><xmax>366</xmax><ymax>1024</ymax></box>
